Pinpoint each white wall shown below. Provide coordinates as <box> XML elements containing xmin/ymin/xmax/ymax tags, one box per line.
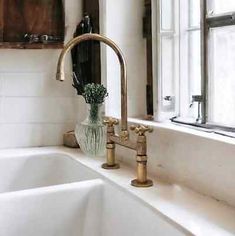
<box><xmin>0</xmin><ymin>1</ymin><xmax>83</xmax><ymax>148</ymax></box>
<box><xmin>99</xmin><ymin>0</ymin><xmax>147</xmax><ymax>119</ymax></box>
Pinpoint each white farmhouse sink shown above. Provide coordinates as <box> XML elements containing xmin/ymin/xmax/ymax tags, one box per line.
<box><xmin>0</xmin><ymin>179</ymin><xmax>186</xmax><ymax>236</ymax></box>
<box><xmin>0</xmin><ymin>149</ymin><xmax>188</xmax><ymax>236</ymax></box>
<box><xmin>0</xmin><ymin>147</ymin><xmax>234</xmax><ymax>236</ymax></box>
<box><xmin>0</xmin><ymin>153</ymin><xmax>99</xmax><ymax>193</ymax></box>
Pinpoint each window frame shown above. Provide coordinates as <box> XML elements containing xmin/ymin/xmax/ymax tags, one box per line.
<box><xmin>200</xmin><ymin>0</ymin><xmax>235</xmax><ymax>130</ymax></box>
<box><xmin>153</xmin><ymin>0</ymin><xmax>235</xmax><ymax>134</ymax></box>
<box><xmin>152</xmin><ymin>0</ymin><xmax>180</xmax><ymax>122</ymax></box>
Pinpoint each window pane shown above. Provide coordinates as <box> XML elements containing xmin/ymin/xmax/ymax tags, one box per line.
<box><xmin>211</xmin><ymin>0</ymin><xmax>235</xmax><ymax>14</ymax></box>
<box><xmin>189</xmin><ymin>30</ymin><xmax>201</xmax><ymax>96</ymax></box>
<box><xmin>189</xmin><ymin>30</ymin><xmax>201</xmax><ymax>118</ymax></box>
<box><xmin>161</xmin><ymin>36</ymin><xmax>175</xmax><ymax>109</ymax></box>
<box><xmin>189</xmin><ymin>0</ymin><xmax>200</xmax><ymax>27</ymax></box>
<box><xmin>161</xmin><ymin>0</ymin><xmax>173</xmax><ymax>30</ymax></box>
<box><xmin>209</xmin><ymin>26</ymin><xmax>235</xmax><ymax>127</ymax></box>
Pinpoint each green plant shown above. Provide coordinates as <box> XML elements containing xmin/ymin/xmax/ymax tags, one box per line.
<box><xmin>82</xmin><ymin>83</ymin><xmax>108</xmax><ymax>104</ymax></box>
<box><xmin>81</xmin><ymin>83</ymin><xmax>108</xmax><ymax>123</ymax></box>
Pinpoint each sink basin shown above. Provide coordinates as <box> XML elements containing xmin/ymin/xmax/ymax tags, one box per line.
<box><xmin>0</xmin><ymin>153</ymin><xmax>99</xmax><ymax>193</ymax></box>
<box><xmin>0</xmin><ymin>147</ymin><xmax>234</xmax><ymax>236</ymax></box>
<box><xmin>0</xmin><ymin>179</ymin><xmax>187</xmax><ymax>236</ymax></box>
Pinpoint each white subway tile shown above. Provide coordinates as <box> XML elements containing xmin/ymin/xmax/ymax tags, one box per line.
<box><xmin>1</xmin><ymin>72</ymin><xmax>44</xmax><ymax>97</ymax></box>
<box><xmin>0</xmin><ymin>124</ymin><xmax>43</xmax><ymax>148</ymax></box>
<box><xmin>1</xmin><ymin>72</ymin><xmax>77</xmax><ymax>98</ymax></box>
<box><xmin>0</xmin><ymin>74</ymin><xmax>2</xmax><ymax>96</ymax></box>
<box><xmin>0</xmin><ymin>123</ymin><xmax>76</xmax><ymax>148</ymax></box>
<box><xmin>41</xmin><ymin>123</ymin><xmax>76</xmax><ymax>146</ymax></box>
<box><xmin>0</xmin><ymin>97</ymin><xmax>78</xmax><ymax>124</ymax></box>
<box><xmin>42</xmin><ymin>72</ymin><xmax>77</xmax><ymax>97</ymax></box>
<box><xmin>74</xmin><ymin>97</ymin><xmax>86</xmax><ymax>122</ymax></box>
<box><xmin>0</xmin><ymin>50</ymin><xmax>61</xmax><ymax>73</ymax></box>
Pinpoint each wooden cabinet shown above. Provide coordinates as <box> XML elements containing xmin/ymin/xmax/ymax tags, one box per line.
<box><xmin>83</xmin><ymin>0</ymin><xmax>101</xmax><ymax>84</ymax></box>
<box><xmin>0</xmin><ymin>0</ymin><xmax>64</xmax><ymax>49</ymax></box>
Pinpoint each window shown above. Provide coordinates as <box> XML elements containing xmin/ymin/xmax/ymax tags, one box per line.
<box><xmin>153</xmin><ymin>0</ymin><xmax>235</xmax><ymax>134</ymax></box>
<box><xmin>152</xmin><ymin>0</ymin><xmax>179</xmax><ymax>121</ymax></box>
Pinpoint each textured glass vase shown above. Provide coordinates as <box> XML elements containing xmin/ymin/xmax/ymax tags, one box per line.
<box><xmin>75</xmin><ymin>103</ymin><xmax>106</xmax><ymax>156</ymax></box>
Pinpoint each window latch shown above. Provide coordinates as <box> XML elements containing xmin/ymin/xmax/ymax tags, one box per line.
<box><xmin>164</xmin><ymin>96</ymin><xmax>174</xmax><ymax>101</ymax></box>
<box><xmin>162</xmin><ymin>96</ymin><xmax>175</xmax><ymax>112</ymax></box>
<box><xmin>190</xmin><ymin>95</ymin><xmax>203</xmax><ymax>122</ymax></box>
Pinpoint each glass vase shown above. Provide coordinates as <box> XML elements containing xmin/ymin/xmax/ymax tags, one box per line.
<box><xmin>75</xmin><ymin>103</ymin><xmax>106</xmax><ymax>156</ymax></box>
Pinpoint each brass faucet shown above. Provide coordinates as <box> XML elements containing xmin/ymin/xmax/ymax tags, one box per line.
<box><xmin>56</xmin><ymin>33</ymin><xmax>153</xmax><ymax>187</ymax></box>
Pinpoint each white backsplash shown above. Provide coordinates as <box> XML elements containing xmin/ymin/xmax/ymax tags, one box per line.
<box><xmin>0</xmin><ymin>0</ymin><xmax>83</xmax><ymax>148</ymax></box>
<box><xmin>99</xmin><ymin>0</ymin><xmax>147</xmax><ymax>119</ymax></box>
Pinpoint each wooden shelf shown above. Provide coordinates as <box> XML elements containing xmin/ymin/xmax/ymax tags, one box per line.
<box><xmin>0</xmin><ymin>42</ymin><xmax>64</xmax><ymax>49</ymax></box>
<box><xmin>0</xmin><ymin>0</ymin><xmax>65</xmax><ymax>50</ymax></box>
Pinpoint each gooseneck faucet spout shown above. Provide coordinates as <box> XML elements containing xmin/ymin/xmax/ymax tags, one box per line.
<box><xmin>56</xmin><ymin>33</ymin><xmax>128</xmax><ymax>138</ymax></box>
<box><xmin>57</xmin><ymin>33</ymin><xmax>153</xmax><ymax>187</ymax></box>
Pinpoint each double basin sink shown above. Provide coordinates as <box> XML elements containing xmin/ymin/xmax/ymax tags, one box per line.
<box><xmin>0</xmin><ymin>150</ymin><xmax>188</xmax><ymax>236</ymax></box>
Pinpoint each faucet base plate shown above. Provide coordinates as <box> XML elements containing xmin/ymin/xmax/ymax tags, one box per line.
<box><xmin>101</xmin><ymin>163</ymin><xmax>120</xmax><ymax>169</ymax></box>
<box><xmin>131</xmin><ymin>179</ymin><xmax>153</xmax><ymax>187</ymax></box>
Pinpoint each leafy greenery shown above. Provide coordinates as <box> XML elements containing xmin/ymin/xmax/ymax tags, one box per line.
<box><xmin>82</xmin><ymin>83</ymin><xmax>108</xmax><ymax>104</ymax></box>
<box><xmin>75</xmin><ymin>83</ymin><xmax>108</xmax><ymax>123</ymax></box>
<box><xmin>88</xmin><ymin>103</ymin><xmax>100</xmax><ymax>123</ymax></box>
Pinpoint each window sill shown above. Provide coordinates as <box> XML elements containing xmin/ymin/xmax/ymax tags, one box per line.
<box><xmin>128</xmin><ymin>117</ymin><xmax>235</xmax><ymax>146</ymax></box>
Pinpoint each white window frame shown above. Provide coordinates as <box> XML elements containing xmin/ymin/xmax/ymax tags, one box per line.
<box><xmin>152</xmin><ymin>0</ymin><xmax>179</xmax><ymax>122</ymax></box>
<box><xmin>152</xmin><ymin>0</ymin><xmax>235</xmax><ymax>134</ymax></box>
<box><xmin>179</xmin><ymin>0</ymin><xmax>201</xmax><ymax>119</ymax></box>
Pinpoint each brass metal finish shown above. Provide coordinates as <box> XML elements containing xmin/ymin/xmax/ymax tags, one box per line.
<box><xmin>107</xmin><ymin>144</ymin><xmax>116</xmax><ymax>166</ymax></box>
<box><xmin>102</xmin><ymin>163</ymin><xmax>120</xmax><ymax>170</ymax></box>
<box><xmin>103</xmin><ymin>117</ymin><xmax>119</xmax><ymax>127</ymax></box>
<box><xmin>102</xmin><ymin>147</ymin><xmax>120</xmax><ymax>169</ymax></box>
<box><xmin>56</xmin><ymin>33</ymin><xmax>128</xmax><ymax>134</ymax></box>
<box><xmin>129</xmin><ymin>125</ymin><xmax>153</xmax><ymax>187</ymax></box>
<box><xmin>120</xmin><ymin>130</ymin><xmax>129</xmax><ymax>141</ymax></box>
<box><xmin>136</xmin><ymin>161</ymin><xmax>147</xmax><ymax>183</ymax></box>
<box><xmin>136</xmin><ymin>155</ymin><xmax>147</xmax><ymax>162</ymax></box>
<box><xmin>110</xmin><ymin>135</ymin><xmax>136</xmax><ymax>150</ymax></box>
<box><xmin>130</xmin><ymin>125</ymin><xmax>153</xmax><ymax>136</ymax></box>
<box><xmin>131</xmin><ymin>179</ymin><xmax>153</xmax><ymax>188</ymax></box>
<box><xmin>104</xmin><ymin>121</ymin><xmax>153</xmax><ymax>187</ymax></box>
<box><xmin>102</xmin><ymin>117</ymin><xmax>120</xmax><ymax>169</ymax></box>
<box><xmin>56</xmin><ymin>33</ymin><xmax>153</xmax><ymax>187</ymax></box>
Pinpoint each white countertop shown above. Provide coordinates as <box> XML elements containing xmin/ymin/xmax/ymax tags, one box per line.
<box><xmin>0</xmin><ymin>146</ymin><xmax>235</xmax><ymax>236</ymax></box>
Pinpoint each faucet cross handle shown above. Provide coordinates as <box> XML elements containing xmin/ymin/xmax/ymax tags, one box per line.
<box><xmin>103</xmin><ymin>117</ymin><xmax>119</xmax><ymax>127</ymax></box>
<box><xmin>130</xmin><ymin>125</ymin><xmax>153</xmax><ymax>136</ymax></box>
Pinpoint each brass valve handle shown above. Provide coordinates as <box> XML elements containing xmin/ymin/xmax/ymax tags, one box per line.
<box><xmin>103</xmin><ymin>117</ymin><xmax>119</xmax><ymax>127</ymax></box>
<box><xmin>130</xmin><ymin>125</ymin><xmax>153</xmax><ymax>136</ymax></box>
